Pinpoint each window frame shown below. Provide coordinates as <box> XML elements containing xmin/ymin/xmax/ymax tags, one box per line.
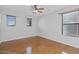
<box><xmin>27</xmin><ymin>17</ymin><xmax>32</xmax><ymax>27</ymax></box>
<box><xmin>61</xmin><ymin>11</ymin><xmax>79</xmax><ymax>37</ymax></box>
<box><xmin>7</xmin><ymin>15</ymin><xmax>16</xmax><ymax>27</ymax></box>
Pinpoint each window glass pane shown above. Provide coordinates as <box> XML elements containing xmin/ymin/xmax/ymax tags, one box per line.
<box><xmin>27</xmin><ymin>18</ymin><xmax>32</xmax><ymax>26</ymax></box>
<box><xmin>62</xmin><ymin>11</ymin><xmax>79</xmax><ymax>37</ymax></box>
<box><xmin>63</xmin><ymin>24</ymin><xmax>78</xmax><ymax>37</ymax></box>
<box><xmin>63</xmin><ymin>11</ymin><xmax>78</xmax><ymax>24</ymax></box>
<box><xmin>7</xmin><ymin>15</ymin><xmax>16</xmax><ymax>26</ymax></box>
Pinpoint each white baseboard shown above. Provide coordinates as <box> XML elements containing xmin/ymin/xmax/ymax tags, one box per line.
<box><xmin>39</xmin><ymin>35</ymin><xmax>79</xmax><ymax>48</ymax></box>
<box><xmin>1</xmin><ymin>35</ymin><xmax>37</xmax><ymax>43</ymax></box>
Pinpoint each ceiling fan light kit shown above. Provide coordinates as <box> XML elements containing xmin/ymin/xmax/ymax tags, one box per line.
<box><xmin>32</xmin><ymin>5</ymin><xmax>44</xmax><ymax>15</ymax></box>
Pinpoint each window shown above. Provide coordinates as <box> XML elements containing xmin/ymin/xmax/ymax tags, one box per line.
<box><xmin>27</xmin><ymin>17</ymin><xmax>32</xmax><ymax>27</ymax></box>
<box><xmin>62</xmin><ymin>11</ymin><xmax>79</xmax><ymax>37</ymax></box>
<box><xmin>7</xmin><ymin>15</ymin><xmax>16</xmax><ymax>27</ymax></box>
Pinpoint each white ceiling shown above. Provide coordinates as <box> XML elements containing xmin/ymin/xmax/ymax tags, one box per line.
<box><xmin>0</xmin><ymin>5</ymin><xmax>68</xmax><ymax>16</ymax></box>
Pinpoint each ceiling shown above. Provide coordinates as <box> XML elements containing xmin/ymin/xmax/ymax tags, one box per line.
<box><xmin>0</xmin><ymin>5</ymin><xmax>68</xmax><ymax>16</ymax></box>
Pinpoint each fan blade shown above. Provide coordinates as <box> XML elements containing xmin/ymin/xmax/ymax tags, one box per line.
<box><xmin>38</xmin><ymin>10</ymin><xmax>43</xmax><ymax>13</ymax></box>
<box><xmin>34</xmin><ymin>5</ymin><xmax>37</xmax><ymax>10</ymax></box>
<box><xmin>38</xmin><ymin>8</ymin><xmax>44</xmax><ymax>10</ymax></box>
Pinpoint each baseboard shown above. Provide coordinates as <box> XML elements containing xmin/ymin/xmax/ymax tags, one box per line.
<box><xmin>0</xmin><ymin>42</ymin><xmax>2</xmax><ymax>44</ymax></box>
<box><xmin>1</xmin><ymin>35</ymin><xmax>37</xmax><ymax>43</ymax></box>
<box><xmin>39</xmin><ymin>35</ymin><xmax>79</xmax><ymax>48</ymax></box>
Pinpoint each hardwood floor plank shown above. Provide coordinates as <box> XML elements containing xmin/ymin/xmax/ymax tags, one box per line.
<box><xmin>0</xmin><ymin>36</ymin><xmax>79</xmax><ymax>54</ymax></box>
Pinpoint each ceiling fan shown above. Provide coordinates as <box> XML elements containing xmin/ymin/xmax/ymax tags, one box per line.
<box><xmin>32</xmin><ymin>5</ymin><xmax>44</xmax><ymax>14</ymax></box>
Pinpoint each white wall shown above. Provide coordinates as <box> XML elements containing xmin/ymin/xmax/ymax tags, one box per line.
<box><xmin>39</xmin><ymin>6</ymin><xmax>79</xmax><ymax>48</ymax></box>
<box><xmin>0</xmin><ymin>14</ymin><xmax>1</xmax><ymax>43</ymax></box>
<box><xmin>1</xmin><ymin>6</ymin><xmax>79</xmax><ymax>48</ymax></box>
<box><xmin>0</xmin><ymin>11</ymin><xmax>38</xmax><ymax>42</ymax></box>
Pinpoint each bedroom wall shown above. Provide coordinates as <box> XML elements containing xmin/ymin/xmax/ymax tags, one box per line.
<box><xmin>0</xmin><ymin>11</ymin><xmax>38</xmax><ymax>42</ymax></box>
<box><xmin>39</xmin><ymin>6</ymin><xmax>79</xmax><ymax>48</ymax></box>
<box><xmin>0</xmin><ymin>14</ymin><xmax>1</xmax><ymax>43</ymax></box>
<box><xmin>1</xmin><ymin>5</ymin><xmax>79</xmax><ymax>48</ymax></box>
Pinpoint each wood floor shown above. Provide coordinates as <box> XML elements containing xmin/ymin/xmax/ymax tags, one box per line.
<box><xmin>0</xmin><ymin>36</ymin><xmax>79</xmax><ymax>54</ymax></box>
